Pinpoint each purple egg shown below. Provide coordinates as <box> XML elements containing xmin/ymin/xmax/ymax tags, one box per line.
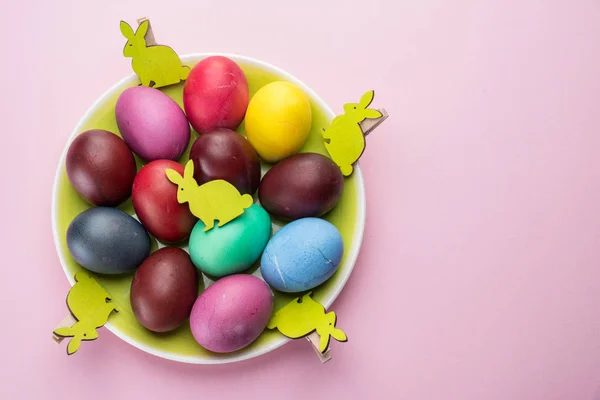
<box><xmin>115</xmin><ymin>86</ymin><xmax>191</xmax><ymax>161</ymax></box>
<box><xmin>190</xmin><ymin>274</ymin><xmax>274</xmax><ymax>353</ymax></box>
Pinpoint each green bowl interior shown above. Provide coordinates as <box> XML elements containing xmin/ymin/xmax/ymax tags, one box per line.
<box><xmin>54</xmin><ymin>58</ymin><xmax>361</xmax><ymax>362</ymax></box>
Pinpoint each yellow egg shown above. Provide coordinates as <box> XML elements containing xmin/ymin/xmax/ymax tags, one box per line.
<box><xmin>245</xmin><ymin>81</ymin><xmax>312</xmax><ymax>163</ymax></box>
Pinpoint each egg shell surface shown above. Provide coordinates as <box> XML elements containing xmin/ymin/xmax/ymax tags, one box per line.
<box><xmin>66</xmin><ymin>207</ymin><xmax>151</xmax><ymax>275</ymax></box>
<box><xmin>115</xmin><ymin>86</ymin><xmax>190</xmax><ymax>161</ymax></box>
<box><xmin>189</xmin><ymin>274</ymin><xmax>274</xmax><ymax>353</ymax></box>
<box><xmin>183</xmin><ymin>56</ymin><xmax>249</xmax><ymax>134</ymax></box>
<box><xmin>260</xmin><ymin>217</ymin><xmax>344</xmax><ymax>293</ymax></box>
<box><xmin>258</xmin><ymin>152</ymin><xmax>344</xmax><ymax>220</ymax></box>
<box><xmin>189</xmin><ymin>128</ymin><xmax>261</xmax><ymax>195</ymax></box>
<box><xmin>132</xmin><ymin>160</ymin><xmax>197</xmax><ymax>243</ymax></box>
<box><xmin>130</xmin><ymin>247</ymin><xmax>199</xmax><ymax>333</ymax></box>
<box><xmin>66</xmin><ymin>129</ymin><xmax>137</xmax><ymax>207</ymax></box>
<box><xmin>188</xmin><ymin>204</ymin><xmax>271</xmax><ymax>278</ymax></box>
<box><xmin>244</xmin><ymin>81</ymin><xmax>312</xmax><ymax>163</ymax></box>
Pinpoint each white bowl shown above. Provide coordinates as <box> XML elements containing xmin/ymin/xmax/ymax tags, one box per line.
<box><xmin>51</xmin><ymin>53</ymin><xmax>366</xmax><ymax>364</ymax></box>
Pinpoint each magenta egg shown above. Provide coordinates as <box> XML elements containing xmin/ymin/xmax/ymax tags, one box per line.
<box><xmin>115</xmin><ymin>86</ymin><xmax>190</xmax><ymax>161</ymax></box>
<box><xmin>189</xmin><ymin>274</ymin><xmax>273</xmax><ymax>353</ymax></box>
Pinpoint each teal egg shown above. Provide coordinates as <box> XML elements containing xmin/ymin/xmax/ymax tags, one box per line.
<box><xmin>188</xmin><ymin>204</ymin><xmax>272</xmax><ymax>277</ymax></box>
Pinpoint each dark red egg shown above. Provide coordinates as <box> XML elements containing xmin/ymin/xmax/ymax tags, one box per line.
<box><xmin>189</xmin><ymin>129</ymin><xmax>261</xmax><ymax>195</ymax></box>
<box><xmin>65</xmin><ymin>129</ymin><xmax>136</xmax><ymax>206</ymax></box>
<box><xmin>132</xmin><ymin>160</ymin><xmax>197</xmax><ymax>243</ymax></box>
<box><xmin>130</xmin><ymin>247</ymin><xmax>199</xmax><ymax>333</ymax></box>
<box><xmin>258</xmin><ymin>152</ymin><xmax>344</xmax><ymax>220</ymax></box>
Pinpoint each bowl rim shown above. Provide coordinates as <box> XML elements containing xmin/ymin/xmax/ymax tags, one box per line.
<box><xmin>51</xmin><ymin>52</ymin><xmax>367</xmax><ymax>364</ymax></box>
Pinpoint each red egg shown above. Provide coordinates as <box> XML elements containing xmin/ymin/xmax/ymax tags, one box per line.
<box><xmin>66</xmin><ymin>129</ymin><xmax>136</xmax><ymax>206</ymax></box>
<box><xmin>132</xmin><ymin>160</ymin><xmax>197</xmax><ymax>243</ymax></box>
<box><xmin>183</xmin><ymin>56</ymin><xmax>249</xmax><ymax>134</ymax></box>
<box><xmin>130</xmin><ymin>247</ymin><xmax>199</xmax><ymax>333</ymax></box>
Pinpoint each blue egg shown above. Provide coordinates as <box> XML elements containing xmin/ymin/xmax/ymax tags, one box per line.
<box><xmin>66</xmin><ymin>207</ymin><xmax>151</xmax><ymax>274</ymax></box>
<box><xmin>260</xmin><ymin>218</ymin><xmax>343</xmax><ymax>293</ymax></box>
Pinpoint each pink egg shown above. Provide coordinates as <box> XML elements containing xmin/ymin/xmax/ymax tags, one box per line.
<box><xmin>190</xmin><ymin>274</ymin><xmax>274</xmax><ymax>353</ymax></box>
<box><xmin>115</xmin><ymin>86</ymin><xmax>190</xmax><ymax>161</ymax></box>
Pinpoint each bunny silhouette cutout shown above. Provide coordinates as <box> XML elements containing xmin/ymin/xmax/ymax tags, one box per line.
<box><xmin>120</xmin><ymin>20</ymin><xmax>190</xmax><ymax>88</ymax></box>
<box><xmin>322</xmin><ymin>90</ymin><xmax>383</xmax><ymax>176</ymax></box>
<box><xmin>53</xmin><ymin>272</ymin><xmax>117</xmax><ymax>355</ymax></box>
<box><xmin>166</xmin><ymin>160</ymin><xmax>254</xmax><ymax>231</ymax></box>
<box><xmin>267</xmin><ymin>292</ymin><xmax>347</xmax><ymax>353</ymax></box>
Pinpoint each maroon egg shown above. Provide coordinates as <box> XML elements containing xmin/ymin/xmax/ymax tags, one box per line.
<box><xmin>258</xmin><ymin>152</ymin><xmax>344</xmax><ymax>220</ymax></box>
<box><xmin>130</xmin><ymin>247</ymin><xmax>199</xmax><ymax>333</ymax></box>
<box><xmin>189</xmin><ymin>129</ymin><xmax>261</xmax><ymax>195</ymax></box>
<box><xmin>65</xmin><ymin>129</ymin><xmax>137</xmax><ymax>206</ymax></box>
<box><xmin>132</xmin><ymin>160</ymin><xmax>197</xmax><ymax>243</ymax></box>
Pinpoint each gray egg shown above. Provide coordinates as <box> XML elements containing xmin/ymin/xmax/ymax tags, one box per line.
<box><xmin>66</xmin><ymin>207</ymin><xmax>151</xmax><ymax>274</ymax></box>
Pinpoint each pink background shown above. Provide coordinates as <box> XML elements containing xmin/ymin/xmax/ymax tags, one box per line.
<box><xmin>2</xmin><ymin>0</ymin><xmax>600</xmax><ymax>399</ymax></box>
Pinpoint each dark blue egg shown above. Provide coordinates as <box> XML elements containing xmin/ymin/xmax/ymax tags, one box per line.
<box><xmin>66</xmin><ymin>207</ymin><xmax>151</xmax><ymax>274</ymax></box>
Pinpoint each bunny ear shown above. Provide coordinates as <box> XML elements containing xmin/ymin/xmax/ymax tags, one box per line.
<box><xmin>363</xmin><ymin>109</ymin><xmax>383</xmax><ymax>119</ymax></box>
<box><xmin>267</xmin><ymin>314</ymin><xmax>278</xmax><ymax>329</ymax></box>
<box><xmin>183</xmin><ymin>160</ymin><xmax>195</xmax><ymax>179</ymax></box>
<box><xmin>165</xmin><ymin>169</ymin><xmax>183</xmax><ymax>185</ymax></box>
<box><xmin>67</xmin><ymin>336</ymin><xmax>82</xmax><ymax>355</ymax></box>
<box><xmin>53</xmin><ymin>327</ymin><xmax>75</xmax><ymax>338</ymax></box>
<box><xmin>358</xmin><ymin>90</ymin><xmax>375</xmax><ymax>109</ymax></box>
<box><xmin>330</xmin><ymin>327</ymin><xmax>348</xmax><ymax>342</ymax></box>
<box><xmin>319</xmin><ymin>332</ymin><xmax>332</xmax><ymax>353</ymax></box>
<box><xmin>135</xmin><ymin>20</ymin><xmax>149</xmax><ymax>40</ymax></box>
<box><xmin>73</xmin><ymin>271</ymin><xmax>90</xmax><ymax>282</ymax></box>
<box><xmin>120</xmin><ymin>21</ymin><xmax>134</xmax><ymax>39</ymax></box>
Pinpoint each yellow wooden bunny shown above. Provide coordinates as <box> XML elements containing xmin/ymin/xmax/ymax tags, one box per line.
<box><xmin>120</xmin><ymin>20</ymin><xmax>190</xmax><ymax>88</ymax></box>
<box><xmin>166</xmin><ymin>160</ymin><xmax>254</xmax><ymax>231</ymax></box>
<box><xmin>322</xmin><ymin>90</ymin><xmax>383</xmax><ymax>176</ymax></box>
<box><xmin>267</xmin><ymin>292</ymin><xmax>347</xmax><ymax>353</ymax></box>
<box><xmin>53</xmin><ymin>272</ymin><xmax>117</xmax><ymax>355</ymax></box>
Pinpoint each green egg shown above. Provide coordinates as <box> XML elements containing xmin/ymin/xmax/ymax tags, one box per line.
<box><xmin>188</xmin><ymin>204</ymin><xmax>272</xmax><ymax>278</ymax></box>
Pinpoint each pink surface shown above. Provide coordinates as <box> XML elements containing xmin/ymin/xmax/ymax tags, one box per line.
<box><xmin>2</xmin><ymin>1</ymin><xmax>600</xmax><ymax>399</ymax></box>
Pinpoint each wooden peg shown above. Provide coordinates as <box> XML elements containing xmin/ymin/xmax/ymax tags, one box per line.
<box><xmin>306</xmin><ymin>331</ymin><xmax>332</xmax><ymax>363</ymax></box>
<box><xmin>136</xmin><ymin>17</ymin><xmax>157</xmax><ymax>46</ymax></box>
<box><xmin>360</xmin><ymin>108</ymin><xmax>388</xmax><ymax>137</ymax></box>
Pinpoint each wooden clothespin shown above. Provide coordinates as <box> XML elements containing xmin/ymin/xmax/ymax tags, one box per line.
<box><xmin>322</xmin><ymin>90</ymin><xmax>388</xmax><ymax>176</ymax></box>
<box><xmin>119</xmin><ymin>17</ymin><xmax>190</xmax><ymax>88</ymax></box>
<box><xmin>267</xmin><ymin>292</ymin><xmax>347</xmax><ymax>363</ymax></box>
<box><xmin>53</xmin><ymin>272</ymin><xmax>117</xmax><ymax>355</ymax></box>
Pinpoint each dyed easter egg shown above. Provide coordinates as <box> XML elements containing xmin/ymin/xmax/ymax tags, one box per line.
<box><xmin>115</xmin><ymin>86</ymin><xmax>190</xmax><ymax>161</ymax></box>
<box><xmin>130</xmin><ymin>247</ymin><xmax>199</xmax><ymax>333</ymax></box>
<box><xmin>66</xmin><ymin>207</ymin><xmax>151</xmax><ymax>275</ymax></box>
<box><xmin>260</xmin><ymin>218</ymin><xmax>343</xmax><ymax>293</ymax></box>
<box><xmin>244</xmin><ymin>81</ymin><xmax>312</xmax><ymax>163</ymax></box>
<box><xmin>258</xmin><ymin>152</ymin><xmax>344</xmax><ymax>220</ymax></box>
<box><xmin>132</xmin><ymin>160</ymin><xmax>197</xmax><ymax>243</ymax></box>
<box><xmin>190</xmin><ymin>274</ymin><xmax>273</xmax><ymax>353</ymax></box>
<box><xmin>188</xmin><ymin>204</ymin><xmax>271</xmax><ymax>278</ymax></box>
<box><xmin>66</xmin><ymin>129</ymin><xmax>136</xmax><ymax>207</ymax></box>
<box><xmin>189</xmin><ymin>128</ymin><xmax>261</xmax><ymax>195</ymax></box>
<box><xmin>183</xmin><ymin>56</ymin><xmax>249</xmax><ymax>134</ymax></box>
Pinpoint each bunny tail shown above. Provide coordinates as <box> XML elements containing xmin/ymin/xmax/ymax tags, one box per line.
<box><xmin>241</xmin><ymin>194</ymin><xmax>253</xmax><ymax>209</ymax></box>
<box><xmin>340</xmin><ymin>164</ymin><xmax>354</xmax><ymax>176</ymax></box>
<box><xmin>180</xmin><ymin>65</ymin><xmax>191</xmax><ymax>80</ymax></box>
